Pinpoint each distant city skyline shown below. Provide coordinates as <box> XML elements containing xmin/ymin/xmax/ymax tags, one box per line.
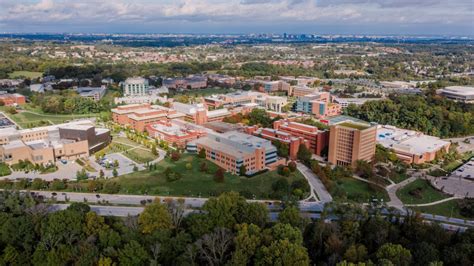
<box><xmin>0</xmin><ymin>0</ymin><xmax>473</xmax><ymax>35</ymax></box>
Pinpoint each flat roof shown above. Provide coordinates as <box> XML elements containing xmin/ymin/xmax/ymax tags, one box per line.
<box><xmin>439</xmin><ymin>86</ymin><xmax>474</xmax><ymax>96</ymax></box>
<box><xmin>377</xmin><ymin>125</ymin><xmax>450</xmax><ymax>155</ymax></box>
<box><xmin>337</xmin><ymin>122</ymin><xmax>370</xmax><ymax>130</ymax></box>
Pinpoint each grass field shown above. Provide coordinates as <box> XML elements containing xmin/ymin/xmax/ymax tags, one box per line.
<box><xmin>0</xmin><ymin>163</ymin><xmax>12</xmax><ymax>177</ymax></box>
<box><xmin>123</xmin><ymin>149</ymin><xmax>156</xmax><ymax>164</ymax></box>
<box><xmin>172</xmin><ymin>87</ymin><xmax>235</xmax><ymax>98</ymax></box>
<box><xmin>334</xmin><ymin>178</ymin><xmax>389</xmax><ymax>203</ymax></box>
<box><xmin>4</xmin><ymin>110</ymin><xmax>101</xmax><ymax>128</ymax></box>
<box><xmin>411</xmin><ymin>199</ymin><xmax>467</xmax><ymax>219</ymax></box>
<box><xmin>8</xmin><ymin>71</ymin><xmax>43</xmax><ymax>79</ymax></box>
<box><xmin>397</xmin><ymin>179</ymin><xmax>449</xmax><ymax>205</ymax></box>
<box><xmin>108</xmin><ymin>154</ymin><xmax>307</xmax><ymax>199</ymax></box>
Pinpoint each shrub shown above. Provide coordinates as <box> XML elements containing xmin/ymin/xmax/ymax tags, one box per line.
<box><xmin>214</xmin><ymin>168</ymin><xmax>225</xmax><ymax>183</ymax></box>
<box><xmin>102</xmin><ymin>182</ymin><xmax>121</xmax><ymax>194</ymax></box>
<box><xmin>171</xmin><ymin>152</ymin><xmax>181</xmax><ymax>161</ymax></box>
<box><xmin>199</xmin><ymin>162</ymin><xmax>208</xmax><ymax>172</ymax></box>
<box><xmin>185</xmin><ymin>163</ymin><xmax>192</xmax><ymax>170</ymax></box>
<box><xmin>288</xmin><ymin>161</ymin><xmax>297</xmax><ymax>172</ymax></box>
<box><xmin>50</xmin><ymin>179</ymin><xmax>66</xmax><ymax>190</ymax></box>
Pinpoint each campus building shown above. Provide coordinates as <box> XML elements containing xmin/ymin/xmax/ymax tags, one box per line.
<box><xmin>262</xmin><ymin>81</ymin><xmax>290</xmax><ymax>92</ymax></box>
<box><xmin>296</xmin><ymin>92</ymin><xmax>342</xmax><ymax>118</ymax></box>
<box><xmin>146</xmin><ymin>120</ymin><xmax>206</xmax><ymax>148</ymax></box>
<box><xmin>289</xmin><ymin>85</ymin><xmax>320</xmax><ymax>97</ymax></box>
<box><xmin>76</xmin><ymin>86</ymin><xmax>106</xmax><ymax>101</ymax></box>
<box><xmin>123</xmin><ymin>77</ymin><xmax>149</xmax><ymax>96</ymax></box>
<box><xmin>204</xmin><ymin>91</ymin><xmax>287</xmax><ymax>113</ymax></box>
<box><xmin>112</xmin><ymin>103</ymin><xmax>184</xmax><ymax>132</ymax></box>
<box><xmin>328</xmin><ymin>121</ymin><xmax>377</xmax><ymax>167</ymax></box>
<box><xmin>187</xmin><ymin>131</ymin><xmax>283</xmax><ymax>175</ymax></box>
<box><xmin>436</xmin><ymin>86</ymin><xmax>474</xmax><ymax>103</ymax></box>
<box><xmin>273</xmin><ymin>120</ymin><xmax>329</xmax><ymax>156</ymax></box>
<box><xmin>0</xmin><ymin>92</ymin><xmax>26</xmax><ymax>106</ymax></box>
<box><xmin>171</xmin><ymin>102</ymin><xmax>232</xmax><ymax>125</ymax></box>
<box><xmin>163</xmin><ymin>75</ymin><xmax>207</xmax><ymax>89</ymax></box>
<box><xmin>376</xmin><ymin>125</ymin><xmax>451</xmax><ymax>164</ymax></box>
<box><xmin>0</xmin><ymin>120</ymin><xmax>110</xmax><ymax>165</ymax></box>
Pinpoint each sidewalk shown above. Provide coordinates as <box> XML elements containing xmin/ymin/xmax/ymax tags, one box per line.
<box><xmin>297</xmin><ymin>162</ymin><xmax>333</xmax><ymax>203</ymax></box>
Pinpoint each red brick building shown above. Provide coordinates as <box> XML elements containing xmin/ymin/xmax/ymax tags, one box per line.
<box><xmin>0</xmin><ymin>93</ymin><xmax>26</xmax><ymax>106</ymax></box>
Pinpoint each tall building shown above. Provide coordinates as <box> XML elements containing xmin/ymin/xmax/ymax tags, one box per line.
<box><xmin>328</xmin><ymin>121</ymin><xmax>377</xmax><ymax>167</ymax></box>
<box><xmin>123</xmin><ymin>77</ymin><xmax>149</xmax><ymax>96</ymax></box>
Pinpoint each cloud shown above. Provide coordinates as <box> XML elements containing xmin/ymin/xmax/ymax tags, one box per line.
<box><xmin>0</xmin><ymin>0</ymin><xmax>472</xmax><ymax>34</ymax></box>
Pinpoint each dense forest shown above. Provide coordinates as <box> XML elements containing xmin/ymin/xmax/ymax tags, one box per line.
<box><xmin>0</xmin><ymin>191</ymin><xmax>472</xmax><ymax>265</ymax></box>
<box><xmin>345</xmin><ymin>92</ymin><xmax>474</xmax><ymax>138</ymax></box>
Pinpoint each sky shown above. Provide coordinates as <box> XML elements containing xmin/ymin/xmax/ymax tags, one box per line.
<box><xmin>0</xmin><ymin>0</ymin><xmax>473</xmax><ymax>35</ymax></box>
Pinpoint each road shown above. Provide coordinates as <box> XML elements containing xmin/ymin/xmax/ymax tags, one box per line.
<box><xmin>297</xmin><ymin>162</ymin><xmax>333</xmax><ymax>202</ymax></box>
<box><xmin>48</xmin><ymin>204</ymin><xmax>469</xmax><ymax>232</ymax></box>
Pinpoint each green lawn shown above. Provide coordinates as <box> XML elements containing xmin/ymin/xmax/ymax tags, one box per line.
<box><xmin>123</xmin><ymin>148</ymin><xmax>156</xmax><ymax>164</ymax></box>
<box><xmin>442</xmin><ymin>160</ymin><xmax>463</xmax><ymax>173</ymax></box>
<box><xmin>411</xmin><ymin>199</ymin><xmax>468</xmax><ymax>219</ymax></box>
<box><xmin>8</xmin><ymin>71</ymin><xmax>43</xmax><ymax>79</ymax></box>
<box><xmin>0</xmin><ymin>163</ymin><xmax>11</xmax><ymax>177</ymax></box>
<box><xmin>389</xmin><ymin>172</ymin><xmax>409</xmax><ymax>183</ymax></box>
<box><xmin>397</xmin><ymin>179</ymin><xmax>449</xmax><ymax>205</ymax></box>
<box><xmin>335</xmin><ymin>178</ymin><xmax>389</xmax><ymax>203</ymax></box>
<box><xmin>108</xmin><ymin>154</ymin><xmax>307</xmax><ymax>199</ymax></box>
<box><xmin>173</xmin><ymin>87</ymin><xmax>235</xmax><ymax>98</ymax></box>
<box><xmin>5</xmin><ymin>111</ymin><xmax>100</xmax><ymax>128</ymax></box>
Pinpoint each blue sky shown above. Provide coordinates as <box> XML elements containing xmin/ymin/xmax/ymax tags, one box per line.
<box><xmin>0</xmin><ymin>0</ymin><xmax>472</xmax><ymax>35</ymax></box>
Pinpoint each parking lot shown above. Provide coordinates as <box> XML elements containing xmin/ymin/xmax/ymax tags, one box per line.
<box><xmin>88</xmin><ymin>152</ymin><xmax>145</xmax><ymax>178</ymax></box>
<box><xmin>432</xmin><ymin>158</ymin><xmax>474</xmax><ymax>198</ymax></box>
<box><xmin>452</xmin><ymin>158</ymin><xmax>474</xmax><ymax>180</ymax></box>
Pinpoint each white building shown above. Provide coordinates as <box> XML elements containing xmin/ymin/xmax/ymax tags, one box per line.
<box><xmin>437</xmin><ymin>86</ymin><xmax>474</xmax><ymax>103</ymax></box>
<box><xmin>123</xmin><ymin>77</ymin><xmax>149</xmax><ymax>96</ymax></box>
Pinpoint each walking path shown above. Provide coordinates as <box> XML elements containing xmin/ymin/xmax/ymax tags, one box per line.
<box><xmin>405</xmin><ymin>196</ymin><xmax>462</xmax><ymax>207</ymax></box>
<box><xmin>386</xmin><ymin>176</ymin><xmax>418</xmax><ymax>211</ymax></box>
<box><xmin>297</xmin><ymin>162</ymin><xmax>333</xmax><ymax>202</ymax></box>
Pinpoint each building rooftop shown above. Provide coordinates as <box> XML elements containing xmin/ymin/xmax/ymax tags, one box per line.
<box><xmin>337</xmin><ymin>122</ymin><xmax>370</xmax><ymax>130</ymax></box>
<box><xmin>324</xmin><ymin>115</ymin><xmax>369</xmax><ymax>126</ymax></box>
<box><xmin>377</xmin><ymin>125</ymin><xmax>450</xmax><ymax>155</ymax></box>
<box><xmin>439</xmin><ymin>86</ymin><xmax>474</xmax><ymax>96</ymax></box>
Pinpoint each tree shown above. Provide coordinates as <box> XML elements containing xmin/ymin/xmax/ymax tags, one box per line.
<box><xmin>84</xmin><ymin>211</ymin><xmax>109</xmax><ymax>236</ymax></box>
<box><xmin>278</xmin><ymin>206</ymin><xmax>306</xmax><ymax>229</ymax></box>
<box><xmin>171</xmin><ymin>152</ymin><xmax>181</xmax><ymax>161</ymax></box>
<box><xmin>297</xmin><ymin>144</ymin><xmax>311</xmax><ymax>164</ymax></box>
<box><xmin>231</xmin><ymin>223</ymin><xmax>263</xmax><ymax>265</ymax></box>
<box><xmin>195</xmin><ymin>228</ymin><xmax>234</xmax><ymax>266</ymax></box>
<box><xmin>112</xmin><ymin>168</ymin><xmax>118</xmax><ymax>177</ymax></box>
<box><xmin>138</xmin><ymin>200</ymin><xmax>173</xmax><ymax>234</ymax></box>
<box><xmin>198</xmin><ymin>148</ymin><xmax>206</xmax><ymax>158</ymax></box>
<box><xmin>288</xmin><ymin>161</ymin><xmax>297</xmax><ymax>172</ymax></box>
<box><xmin>200</xmin><ymin>162</ymin><xmax>208</xmax><ymax>172</ymax></box>
<box><xmin>214</xmin><ymin>168</ymin><xmax>225</xmax><ymax>183</ymax></box>
<box><xmin>343</xmin><ymin>244</ymin><xmax>368</xmax><ymax>263</ymax></box>
<box><xmin>376</xmin><ymin>243</ymin><xmax>412</xmax><ymax>266</ymax></box>
<box><xmin>118</xmin><ymin>240</ymin><xmax>149</xmax><ymax>266</ymax></box>
<box><xmin>239</xmin><ymin>165</ymin><xmax>247</xmax><ymax>176</ymax></box>
<box><xmin>151</xmin><ymin>145</ymin><xmax>158</xmax><ymax>156</ymax></box>
<box><xmin>76</xmin><ymin>169</ymin><xmax>88</xmax><ymax>181</ymax></box>
<box><xmin>255</xmin><ymin>239</ymin><xmax>309</xmax><ymax>266</ymax></box>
